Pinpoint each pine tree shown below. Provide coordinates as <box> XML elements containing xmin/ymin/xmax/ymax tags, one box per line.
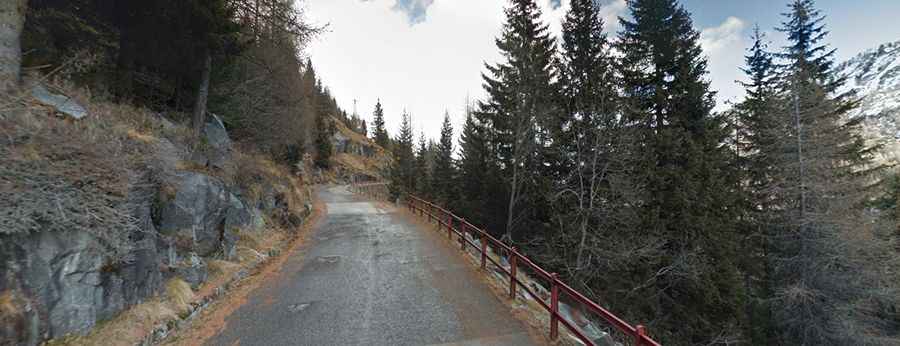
<box><xmin>478</xmin><ymin>0</ymin><xmax>558</xmax><ymax>241</ymax></box>
<box><xmin>372</xmin><ymin>100</ymin><xmax>390</xmax><ymax>150</ymax></box>
<box><xmin>616</xmin><ymin>0</ymin><xmax>744</xmax><ymax>342</ymax></box>
<box><xmin>389</xmin><ymin>111</ymin><xmax>415</xmax><ymax>197</ymax></box>
<box><xmin>767</xmin><ymin>1</ymin><xmax>887</xmax><ymax>343</ymax></box>
<box><xmin>432</xmin><ymin>112</ymin><xmax>456</xmax><ymax>205</ymax></box>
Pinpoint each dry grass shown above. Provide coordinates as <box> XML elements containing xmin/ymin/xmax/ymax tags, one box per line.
<box><xmin>45</xmin><ymin>299</ymin><xmax>178</xmax><ymax>346</ymax></box>
<box><xmin>166</xmin><ymin>279</ymin><xmax>194</xmax><ymax>315</ymax></box>
<box><xmin>207</xmin><ymin>260</ymin><xmax>240</xmax><ymax>280</ymax></box>
<box><xmin>0</xmin><ymin>97</ymin><xmax>140</xmax><ymax>262</ymax></box>
<box><xmin>0</xmin><ymin>79</ymin><xmax>198</xmax><ymax>263</ymax></box>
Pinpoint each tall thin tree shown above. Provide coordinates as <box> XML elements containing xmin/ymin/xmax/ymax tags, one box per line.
<box><xmin>432</xmin><ymin>112</ymin><xmax>456</xmax><ymax>205</ymax></box>
<box><xmin>478</xmin><ymin>0</ymin><xmax>557</xmax><ymax>242</ymax></box>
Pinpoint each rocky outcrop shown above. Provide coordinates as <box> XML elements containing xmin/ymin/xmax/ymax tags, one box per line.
<box><xmin>332</xmin><ymin>131</ymin><xmax>376</xmax><ymax>157</ymax></box>
<box><xmin>0</xmin><ymin>108</ymin><xmax>298</xmax><ymax>345</ymax></box>
<box><xmin>0</xmin><ymin>200</ymin><xmax>169</xmax><ymax>342</ymax></box>
<box><xmin>157</xmin><ymin>172</ymin><xmax>261</xmax><ymax>259</ymax></box>
<box><xmin>202</xmin><ymin>114</ymin><xmax>232</xmax><ymax>170</ymax></box>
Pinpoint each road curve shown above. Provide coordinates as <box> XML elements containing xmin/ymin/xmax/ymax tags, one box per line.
<box><xmin>203</xmin><ymin>185</ymin><xmax>540</xmax><ymax>346</ymax></box>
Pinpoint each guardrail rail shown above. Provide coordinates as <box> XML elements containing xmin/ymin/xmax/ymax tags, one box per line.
<box><xmin>350</xmin><ymin>183</ymin><xmax>661</xmax><ymax>346</ymax></box>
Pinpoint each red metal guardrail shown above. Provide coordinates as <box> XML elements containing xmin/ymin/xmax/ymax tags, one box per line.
<box><xmin>349</xmin><ymin>183</ymin><xmax>661</xmax><ymax>346</ymax></box>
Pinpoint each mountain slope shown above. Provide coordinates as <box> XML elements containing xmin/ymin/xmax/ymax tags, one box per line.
<box><xmin>837</xmin><ymin>39</ymin><xmax>900</xmax><ymax>162</ymax></box>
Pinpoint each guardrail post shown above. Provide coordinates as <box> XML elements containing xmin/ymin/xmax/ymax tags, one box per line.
<box><xmin>550</xmin><ymin>273</ymin><xmax>559</xmax><ymax>340</ymax></box>
<box><xmin>446</xmin><ymin>214</ymin><xmax>453</xmax><ymax>235</ymax></box>
<box><xmin>636</xmin><ymin>325</ymin><xmax>646</xmax><ymax>346</ymax></box>
<box><xmin>459</xmin><ymin>223</ymin><xmax>466</xmax><ymax>251</ymax></box>
<box><xmin>509</xmin><ymin>247</ymin><xmax>518</xmax><ymax>300</ymax></box>
<box><xmin>447</xmin><ymin>215</ymin><xmax>453</xmax><ymax>239</ymax></box>
<box><xmin>480</xmin><ymin>233</ymin><xmax>487</xmax><ymax>269</ymax></box>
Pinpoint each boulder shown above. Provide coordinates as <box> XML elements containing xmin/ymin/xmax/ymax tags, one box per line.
<box><xmin>158</xmin><ymin>173</ymin><xmax>235</xmax><ymax>257</ymax></box>
<box><xmin>202</xmin><ymin>114</ymin><xmax>232</xmax><ymax>170</ymax></box>
<box><xmin>158</xmin><ymin>172</ymin><xmax>262</xmax><ymax>257</ymax></box>
<box><xmin>0</xmin><ymin>225</ymin><xmax>166</xmax><ymax>343</ymax></box>
<box><xmin>31</xmin><ymin>85</ymin><xmax>87</xmax><ymax>120</ymax></box>
<box><xmin>0</xmin><ymin>169</ymin><xmax>168</xmax><ymax>345</ymax></box>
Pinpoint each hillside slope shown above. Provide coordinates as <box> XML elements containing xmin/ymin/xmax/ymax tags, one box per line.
<box><xmin>327</xmin><ymin>116</ymin><xmax>391</xmax><ymax>182</ymax></box>
<box><xmin>838</xmin><ymin>39</ymin><xmax>900</xmax><ymax>162</ymax></box>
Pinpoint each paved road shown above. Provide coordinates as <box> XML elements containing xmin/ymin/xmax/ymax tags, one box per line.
<box><xmin>204</xmin><ymin>186</ymin><xmax>539</xmax><ymax>346</ymax></box>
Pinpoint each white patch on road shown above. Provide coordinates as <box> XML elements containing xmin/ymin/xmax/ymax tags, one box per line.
<box><xmin>327</xmin><ymin>202</ymin><xmax>383</xmax><ymax>215</ymax></box>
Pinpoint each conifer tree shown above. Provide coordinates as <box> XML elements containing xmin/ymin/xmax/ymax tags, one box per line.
<box><xmin>457</xmin><ymin>111</ymin><xmax>498</xmax><ymax>229</ymax></box>
<box><xmin>314</xmin><ymin>112</ymin><xmax>333</xmax><ymax>169</ymax></box>
<box><xmin>414</xmin><ymin>132</ymin><xmax>431</xmax><ymax>197</ymax></box>
<box><xmin>767</xmin><ymin>1</ymin><xmax>887</xmax><ymax>343</ymax></box>
<box><xmin>389</xmin><ymin>111</ymin><xmax>415</xmax><ymax>197</ymax></box>
<box><xmin>542</xmin><ymin>0</ymin><xmax>643</xmax><ymax>300</ymax></box>
<box><xmin>478</xmin><ymin>0</ymin><xmax>558</xmax><ymax>241</ymax></box>
<box><xmin>616</xmin><ymin>0</ymin><xmax>743</xmax><ymax>341</ymax></box>
<box><xmin>372</xmin><ymin>100</ymin><xmax>391</xmax><ymax>150</ymax></box>
<box><xmin>553</xmin><ymin>0</ymin><xmax>616</xmax><ymax>175</ymax></box>
<box><xmin>432</xmin><ymin>112</ymin><xmax>456</xmax><ymax>205</ymax></box>
<box><xmin>732</xmin><ymin>25</ymin><xmax>782</xmax><ymax>345</ymax></box>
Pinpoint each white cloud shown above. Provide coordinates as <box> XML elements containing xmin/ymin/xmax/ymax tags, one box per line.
<box><xmin>700</xmin><ymin>16</ymin><xmax>746</xmax><ymax>56</ymax></box>
<box><xmin>598</xmin><ymin>0</ymin><xmax>627</xmax><ymax>33</ymax></box>
<box><xmin>305</xmin><ymin>0</ymin><xmax>506</xmax><ymax>141</ymax></box>
<box><xmin>305</xmin><ymin>1</ymin><xmax>746</xmax><ymax>143</ymax></box>
<box><xmin>700</xmin><ymin>16</ymin><xmax>749</xmax><ymax>109</ymax></box>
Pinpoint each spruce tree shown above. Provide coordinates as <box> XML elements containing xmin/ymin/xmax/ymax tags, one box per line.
<box><xmin>389</xmin><ymin>111</ymin><xmax>415</xmax><ymax>197</ymax></box>
<box><xmin>372</xmin><ymin>100</ymin><xmax>390</xmax><ymax>150</ymax></box>
<box><xmin>414</xmin><ymin>132</ymin><xmax>431</xmax><ymax>197</ymax></box>
<box><xmin>478</xmin><ymin>0</ymin><xmax>557</xmax><ymax>241</ymax></box>
<box><xmin>616</xmin><ymin>0</ymin><xmax>743</xmax><ymax>342</ymax></box>
<box><xmin>553</xmin><ymin>0</ymin><xmax>617</xmax><ymax>174</ymax></box>
<box><xmin>457</xmin><ymin>111</ymin><xmax>498</xmax><ymax>229</ymax></box>
<box><xmin>768</xmin><ymin>1</ymin><xmax>886</xmax><ymax>343</ymax></box>
<box><xmin>543</xmin><ymin>0</ymin><xmax>644</xmax><ymax>300</ymax></box>
<box><xmin>432</xmin><ymin>112</ymin><xmax>456</xmax><ymax>205</ymax></box>
<box><xmin>732</xmin><ymin>25</ymin><xmax>782</xmax><ymax>345</ymax></box>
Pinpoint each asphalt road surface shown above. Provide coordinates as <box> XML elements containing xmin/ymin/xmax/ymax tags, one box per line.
<box><xmin>204</xmin><ymin>186</ymin><xmax>540</xmax><ymax>346</ymax></box>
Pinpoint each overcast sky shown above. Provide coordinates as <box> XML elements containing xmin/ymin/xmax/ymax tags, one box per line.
<box><xmin>302</xmin><ymin>0</ymin><xmax>900</xmax><ymax>142</ymax></box>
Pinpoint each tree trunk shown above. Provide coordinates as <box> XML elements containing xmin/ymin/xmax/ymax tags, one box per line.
<box><xmin>0</xmin><ymin>0</ymin><xmax>27</xmax><ymax>92</ymax></box>
<box><xmin>192</xmin><ymin>50</ymin><xmax>212</xmax><ymax>137</ymax></box>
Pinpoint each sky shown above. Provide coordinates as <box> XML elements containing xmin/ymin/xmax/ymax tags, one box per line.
<box><xmin>301</xmin><ymin>0</ymin><xmax>900</xmax><ymax>142</ymax></box>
